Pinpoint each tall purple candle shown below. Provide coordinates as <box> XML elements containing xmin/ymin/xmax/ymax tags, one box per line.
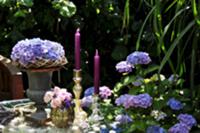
<box><xmin>94</xmin><ymin>50</ymin><xmax>100</xmax><ymax>94</ymax></box>
<box><xmin>75</xmin><ymin>28</ymin><xmax>81</xmax><ymax>70</ymax></box>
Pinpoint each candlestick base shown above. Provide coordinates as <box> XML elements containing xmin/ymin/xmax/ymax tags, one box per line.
<box><xmin>71</xmin><ymin>69</ymin><xmax>87</xmax><ymax>133</ymax></box>
<box><xmin>88</xmin><ymin>95</ymin><xmax>103</xmax><ymax>125</ymax></box>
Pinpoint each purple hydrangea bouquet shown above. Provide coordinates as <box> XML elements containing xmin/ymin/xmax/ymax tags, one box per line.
<box><xmin>11</xmin><ymin>38</ymin><xmax>67</xmax><ymax>69</ymax></box>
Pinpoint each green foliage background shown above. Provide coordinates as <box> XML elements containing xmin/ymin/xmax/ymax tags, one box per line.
<box><xmin>0</xmin><ymin>0</ymin><xmax>200</xmax><ymax>97</ymax></box>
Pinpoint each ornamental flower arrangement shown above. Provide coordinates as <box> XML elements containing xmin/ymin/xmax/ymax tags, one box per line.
<box><xmin>44</xmin><ymin>86</ymin><xmax>73</xmax><ymax>109</ymax></box>
<box><xmin>11</xmin><ymin>38</ymin><xmax>67</xmax><ymax>69</ymax></box>
<box><xmin>111</xmin><ymin>51</ymin><xmax>198</xmax><ymax>132</ymax></box>
<box><xmin>44</xmin><ymin>86</ymin><xmax>74</xmax><ymax>127</ymax></box>
<box><xmin>78</xmin><ymin>51</ymin><xmax>198</xmax><ymax>133</ymax></box>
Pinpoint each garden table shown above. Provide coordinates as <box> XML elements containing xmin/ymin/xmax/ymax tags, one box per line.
<box><xmin>0</xmin><ymin>99</ymin><xmax>73</xmax><ymax>133</ymax></box>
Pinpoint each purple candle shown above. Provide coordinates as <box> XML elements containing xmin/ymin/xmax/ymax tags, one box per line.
<box><xmin>94</xmin><ymin>49</ymin><xmax>100</xmax><ymax>94</ymax></box>
<box><xmin>75</xmin><ymin>28</ymin><xmax>81</xmax><ymax>70</ymax></box>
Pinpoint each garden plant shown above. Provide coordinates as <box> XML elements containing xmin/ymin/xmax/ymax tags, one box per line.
<box><xmin>0</xmin><ymin>0</ymin><xmax>200</xmax><ymax>132</ymax></box>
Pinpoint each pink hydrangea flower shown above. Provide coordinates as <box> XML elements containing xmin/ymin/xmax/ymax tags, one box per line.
<box><xmin>53</xmin><ymin>86</ymin><xmax>61</xmax><ymax>95</ymax></box>
<box><xmin>43</xmin><ymin>91</ymin><xmax>54</xmax><ymax>103</ymax></box>
<box><xmin>44</xmin><ymin>86</ymin><xmax>73</xmax><ymax>109</ymax></box>
<box><xmin>99</xmin><ymin>86</ymin><xmax>112</xmax><ymax>99</ymax></box>
<box><xmin>57</xmin><ymin>90</ymin><xmax>72</xmax><ymax>101</ymax></box>
<box><xmin>50</xmin><ymin>97</ymin><xmax>62</xmax><ymax>108</ymax></box>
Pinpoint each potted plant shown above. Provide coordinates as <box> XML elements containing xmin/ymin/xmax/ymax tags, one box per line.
<box><xmin>44</xmin><ymin>86</ymin><xmax>74</xmax><ymax>128</ymax></box>
<box><xmin>11</xmin><ymin>38</ymin><xmax>67</xmax><ymax>108</ymax></box>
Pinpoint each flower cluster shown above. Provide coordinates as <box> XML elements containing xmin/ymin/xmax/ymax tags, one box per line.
<box><xmin>168</xmin><ymin>74</ymin><xmax>179</xmax><ymax>83</ymax></box>
<box><xmin>169</xmin><ymin>114</ymin><xmax>197</xmax><ymax>133</ymax></box>
<box><xmin>168</xmin><ymin>123</ymin><xmax>190</xmax><ymax>133</ymax></box>
<box><xmin>167</xmin><ymin>98</ymin><xmax>183</xmax><ymax>110</ymax></box>
<box><xmin>81</xmin><ymin>96</ymin><xmax>94</xmax><ymax>108</ymax></box>
<box><xmin>99</xmin><ymin>86</ymin><xmax>112</xmax><ymax>99</ymax></box>
<box><xmin>150</xmin><ymin>74</ymin><xmax>166</xmax><ymax>82</ymax></box>
<box><xmin>11</xmin><ymin>38</ymin><xmax>67</xmax><ymax>68</ymax></box>
<box><xmin>100</xmin><ymin>123</ymin><xmax>122</xmax><ymax>133</ymax></box>
<box><xmin>115</xmin><ymin>61</ymin><xmax>132</xmax><ymax>73</ymax></box>
<box><xmin>177</xmin><ymin>114</ymin><xmax>197</xmax><ymax>128</ymax></box>
<box><xmin>84</xmin><ymin>86</ymin><xmax>112</xmax><ymax>99</ymax></box>
<box><xmin>115</xmin><ymin>114</ymin><xmax>133</xmax><ymax>124</ymax></box>
<box><xmin>43</xmin><ymin>86</ymin><xmax>73</xmax><ymax>109</ymax></box>
<box><xmin>81</xmin><ymin>86</ymin><xmax>112</xmax><ymax>107</ymax></box>
<box><xmin>132</xmin><ymin>77</ymin><xmax>144</xmax><ymax>86</ymax></box>
<box><xmin>151</xmin><ymin>110</ymin><xmax>167</xmax><ymax>121</ymax></box>
<box><xmin>146</xmin><ymin>125</ymin><xmax>166</xmax><ymax>133</ymax></box>
<box><xmin>126</xmin><ymin>51</ymin><xmax>151</xmax><ymax>65</ymax></box>
<box><xmin>115</xmin><ymin>93</ymin><xmax>152</xmax><ymax>109</ymax></box>
<box><xmin>115</xmin><ymin>51</ymin><xmax>151</xmax><ymax>73</ymax></box>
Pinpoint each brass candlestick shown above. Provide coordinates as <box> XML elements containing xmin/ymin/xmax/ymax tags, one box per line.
<box><xmin>72</xmin><ymin>69</ymin><xmax>87</xmax><ymax>133</ymax></box>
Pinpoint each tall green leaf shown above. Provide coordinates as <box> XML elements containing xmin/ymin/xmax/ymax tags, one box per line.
<box><xmin>136</xmin><ymin>6</ymin><xmax>156</xmax><ymax>50</ymax></box>
<box><xmin>158</xmin><ymin>20</ymin><xmax>195</xmax><ymax>73</ymax></box>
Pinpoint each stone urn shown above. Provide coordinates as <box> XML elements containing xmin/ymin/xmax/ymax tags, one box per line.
<box><xmin>26</xmin><ymin>67</ymin><xmax>60</xmax><ymax>109</ymax></box>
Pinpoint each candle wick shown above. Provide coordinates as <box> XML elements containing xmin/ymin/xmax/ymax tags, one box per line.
<box><xmin>95</xmin><ymin>49</ymin><xmax>98</xmax><ymax>56</ymax></box>
<box><xmin>76</xmin><ymin>28</ymin><xmax>80</xmax><ymax>33</ymax></box>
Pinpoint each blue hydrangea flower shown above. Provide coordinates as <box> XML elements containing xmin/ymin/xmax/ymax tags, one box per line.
<box><xmin>64</xmin><ymin>99</ymin><xmax>71</xmax><ymax>109</ymax></box>
<box><xmin>132</xmin><ymin>93</ymin><xmax>152</xmax><ymax>108</ymax></box>
<box><xmin>132</xmin><ymin>77</ymin><xmax>144</xmax><ymax>86</ymax></box>
<box><xmin>115</xmin><ymin>93</ymin><xmax>152</xmax><ymax>109</ymax></box>
<box><xmin>115</xmin><ymin>114</ymin><xmax>133</xmax><ymax>124</ymax></box>
<box><xmin>84</xmin><ymin>87</ymin><xmax>94</xmax><ymax>97</ymax></box>
<box><xmin>126</xmin><ymin>51</ymin><xmax>151</xmax><ymax>65</ymax></box>
<box><xmin>115</xmin><ymin>61</ymin><xmax>133</xmax><ymax>73</ymax></box>
<box><xmin>168</xmin><ymin>74</ymin><xmax>179</xmax><ymax>83</ymax></box>
<box><xmin>177</xmin><ymin>114</ymin><xmax>197</xmax><ymax>128</ymax></box>
<box><xmin>11</xmin><ymin>38</ymin><xmax>66</xmax><ymax>68</ymax></box>
<box><xmin>84</xmin><ymin>86</ymin><xmax>112</xmax><ymax>99</ymax></box>
<box><xmin>168</xmin><ymin>123</ymin><xmax>190</xmax><ymax>133</ymax></box>
<box><xmin>146</xmin><ymin>125</ymin><xmax>166</xmax><ymax>133</ymax></box>
<box><xmin>167</xmin><ymin>98</ymin><xmax>183</xmax><ymax>110</ymax></box>
<box><xmin>81</xmin><ymin>96</ymin><xmax>93</xmax><ymax>108</ymax></box>
<box><xmin>100</xmin><ymin>123</ymin><xmax>122</xmax><ymax>133</ymax></box>
<box><xmin>100</xmin><ymin>126</ymin><xmax>109</xmax><ymax>133</ymax></box>
<box><xmin>115</xmin><ymin>94</ymin><xmax>132</xmax><ymax>107</ymax></box>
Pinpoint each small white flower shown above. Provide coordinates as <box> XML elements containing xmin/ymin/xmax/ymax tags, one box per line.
<box><xmin>93</xmin><ymin>126</ymin><xmax>100</xmax><ymax>132</ymax></box>
<box><xmin>151</xmin><ymin>110</ymin><xmax>167</xmax><ymax>121</ymax></box>
<box><xmin>109</xmin><ymin>130</ymin><xmax>116</xmax><ymax>133</ymax></box>
<box><xmin>110</xmin><ymin>122</ymin><xmax>120</xmax><ymax>129</ymax></box>
<box><xmin>100</xmin><ymin>125</ymin><xmax>107</xmax><ymax>129</ymax></box>
<box><xmin>88</xmin><ymin>131</ymin><xmax>96</xmax><ymax>133</ymax></box>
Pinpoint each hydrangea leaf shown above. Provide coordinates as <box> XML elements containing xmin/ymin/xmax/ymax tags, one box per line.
<box><xmin>113</xmin><ymin>82</ymin><xmax>123</xmax><ymax>96</ymax></box>
<box><xmin>153</xmin><ymin>99</ymin><xmax>166</xmax><ymax>110</ymax></box>
<box><xmin>52</xmin><ymin>0</ymin><xmax>76</xmax><ymax>17</ymax></box>
<box><xmin>128</xmin><ymin>87</ymin><xmax>140</xmax><ymax>95</ymax></box>
<box><xmin>60</xmin><ymin>1</ymin><xmax>76</xmax><ymax>17</ymax></box>
<box><xmin>122</xmin><ymin>75</ymin><xmax>136</xmax><ymax>86</ymax></box>
<box><xmin>19</xmin><ymin>0</ymin><xmax>33</xmax><ymax>7</ymax></box>
<box><xmin>14</xmin><ymin>10</ymin><xmax>27</xmax><ymax>17</ymax></box>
